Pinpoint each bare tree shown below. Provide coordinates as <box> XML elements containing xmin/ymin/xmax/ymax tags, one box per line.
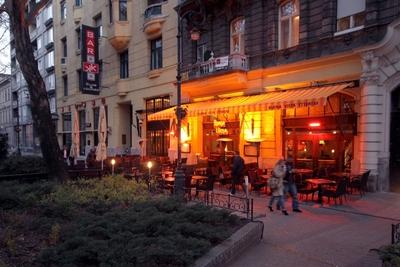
<box><xmin>1</xmin><ymin>0</ymin><xmax>68</xmax><ymax>180</ymax></box>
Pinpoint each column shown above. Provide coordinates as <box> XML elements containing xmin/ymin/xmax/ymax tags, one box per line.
<box><xmin>359</xmin><ymin>51</ymin><xmax>385</xmax><ymax>191</ymax></box>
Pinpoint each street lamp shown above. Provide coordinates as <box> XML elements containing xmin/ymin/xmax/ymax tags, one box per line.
<box><xmin>174</xmin><ymin>2</ymin><xmax>206</xmax><ymax>198</ymax></box>
<box><xmin>111</xmin><ymin>158</ymin><xmax>116</xmax><ymax>176</ymax></box>
<box><xmin>147</xmin><ymin>161</ymin><xmax>153</xmax><ymax>178</ymax></box>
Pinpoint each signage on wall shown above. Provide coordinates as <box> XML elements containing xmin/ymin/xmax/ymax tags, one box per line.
<box><xmin>80</xmin><ymin>25</ymin><xmax>100</xmax><ymax>95</ymax></box>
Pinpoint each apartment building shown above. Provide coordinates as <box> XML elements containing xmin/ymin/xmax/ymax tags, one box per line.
<box><xmin>54</xmin><ymin>0</ymin><xmax>178</xmax><ymax>158</ymax></box>
<box><xmin>147</xmin><ymin>0</ymin><xmax>400</xmax><ymax>192</ymax></box>
<box><xmin>0</xmin><ymin>74</ymin><xmax>13</xmax><ymax>150</ymax></box>
<box><xmin>10</xmin><ymin>1</ymin><xmax>57</xmax><ymax>155</ymax></box>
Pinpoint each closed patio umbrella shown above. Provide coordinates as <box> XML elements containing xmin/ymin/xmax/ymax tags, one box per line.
<box><xmin>69</xmin><ymin>106</ymin><xmax>80</xmax><ymax>165</ymax></box>
<box><xmin>95</xmin><ymin>105</ymin><xmax>107</xmax><ymax>170</ymax></box>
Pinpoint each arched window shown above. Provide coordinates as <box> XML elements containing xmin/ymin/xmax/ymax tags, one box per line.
<box><xmin>279</xmin><ymin>0</ymin><xmax>299</xmax><ymax>49</ymax></box>
<box><xmin>230</xmin><ymin>17</ymin><xmax>245</xmax><ymax>55</ymax></box>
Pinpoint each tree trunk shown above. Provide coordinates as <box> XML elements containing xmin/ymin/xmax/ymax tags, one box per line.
<box><xmin>8</xmin><ymin>0</ymin><xmax>68</xmax><ymax>181</ymax></box>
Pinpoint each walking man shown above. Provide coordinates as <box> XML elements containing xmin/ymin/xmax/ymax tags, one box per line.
<box><xmin>230</xmin><ymin>151</ymin><xmax>245</xmax><ymax>195</ymax></box>
<box><xmin>284</xmin><ymin>156</ymin><xmax>302</xmax><ymax>212</ymax></box>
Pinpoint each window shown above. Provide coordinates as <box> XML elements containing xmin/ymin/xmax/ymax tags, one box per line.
<box><xmin>77</xmin><ymin>69</ymin><xmax>82</xmax><ymax>90</ymax></box>
<box><xmin>37</xmin><ymin>36</ymin><xmax>42</xmax><ymax>50</ymax></box>
<box><xmin>46</xmin><ymin>73</ymin><xmax>55</xmax><ymax>90</ymax></box>
<box><xmin>44</xmin><ymin>27</ymin><xmax>53</xmax><ymax>46</ymax></box>
<box><xmin>45</xmin><ymin>51</ymin><xmax>54</xmax><ymax>68</ymax></box>
<box><xmin>75</xmin><ymin>0</ymin><xmax>82</xmax><ymax>7</ymax></box>
<box><xmin>279</xmin><ymin>0</ymin><xmax>299</xmax><ymax>49</ymax></box>
<box><xmin>76</xmin><ymin>28</ymin><xmax>81</xmax><ymax>50</ymax></box>
<box><xmin>197</xmin><ymin>44</ymin><xmax>207</xmax><ymax>62</ymax></box>
<box><xmin>60</xmin><ymin>1</ymin><xmax>67</xmax><ymax>20</ymax></box>
<box><xmin>37</xmin><ymin>58</ymin><xmax>43</xmax><ymax>71</ymax></box>
<box><xmin>94</xmin><ymin>14</ymin><xmax>103</xmax><ymax>37</ymax></box>
<box><xmin>150</xmin><ymin>38</ymin><xmax>162</xmax><ymax>70</ymax></box>
<box><xmin>230</xmin><ymin>17</ymin><xmax>245</xmax><ymax>54</ymax></box>
<box><xmin>78</xmin><ymin>110</ymin><xmax>86</xmax><ymax>155</ymax></box>
<box><xmin>61</xmin><ymin>37</ymin><xmax>67</xmax><ymax>57</ymax></box>
<box><xmin>62</xmin><ymin>112</ymin><xmax>71</xmax><ymax>131</ymax></box>
<box><xmin>336</xmin><ymin>0</ymin><xmax>365</xmax><ymax>33</ymax></box>
<box><xmin>63</xmin><ymin>75</ymin><xmax>68</xmax><ymax>96</ymax></box>
<box><xmin>119</xmin><ymin>0</ymin><xmax>127</xmax><ymax>21</ymax></box>
<box><xmin>49</xmin><ymin>97</ymin><xmax>56</xmax><ymax>113</ymax></box>
<box><xmin>146</xmin><ymin>96</ymin><xmax>170</xmax><ymax>156</ymax></box>
<box><xmin>44</xmin><ymin>4</ymin><xmax>53</xmax><ymax>20</ymax></box>
<box><xmin>119</xmin><ymin>50</ymin><xmax>129</xmax><ymax>78</ymax></box>
<box><xmin>109</xmin><ymin>0</ymin><xmax>113</xmax><ymax>23</ymax></box>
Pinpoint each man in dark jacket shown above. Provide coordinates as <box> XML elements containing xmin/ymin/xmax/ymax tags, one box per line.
<box><xmin>284</xmin><ymin>157</ymin><xmax>302</xmax><ymax>212</ymax></box>
<box><xmin>230</xmin><ymin>151</ymin><xmax>245</xmax><ymax>195</ymax></box>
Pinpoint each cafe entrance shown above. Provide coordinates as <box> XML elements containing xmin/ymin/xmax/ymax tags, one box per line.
<box><xmin>284</xmin><ymin>131</ymin><xmax>353</xmax><ymax>172</ymax></box>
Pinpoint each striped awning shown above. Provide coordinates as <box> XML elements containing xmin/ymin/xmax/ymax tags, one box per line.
<box><xmin>148</xmin><ymin>83</ymin><xmax>352</xmax><ymax>121</ymax></box>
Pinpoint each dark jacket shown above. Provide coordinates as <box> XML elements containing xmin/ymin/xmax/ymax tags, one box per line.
<box><xmin>283</xmin><ymin>161</ymin><xmax>294</xmax><ymax>184</ymax></box>
<box><xmin>231</xmin><ymin>155</ymin><xmax>245</xmax><ymax>178</ymax></box>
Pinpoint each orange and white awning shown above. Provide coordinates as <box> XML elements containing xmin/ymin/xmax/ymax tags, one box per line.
<box><xmin>148</xmin><ymin>83</ymin><xmax>352</xmax><ymax>121</ymax></box>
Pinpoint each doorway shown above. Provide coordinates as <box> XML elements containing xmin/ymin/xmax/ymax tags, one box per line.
<box><xmin>390</xmin><ymin>87</ymin><xmax>400</xmax><ymax>192</ymax></box>
<box><xmin>285</xmin><ymin>131</ymin><xmax>353</xmax><ymax>172</ymax></box>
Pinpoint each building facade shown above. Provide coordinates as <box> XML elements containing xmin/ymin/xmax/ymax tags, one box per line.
<box><xmin>0</xmin><ymin>74</ymin><xmax>13</xmax><ymax>150</ymax></box>
<box><xmin>54</xmin><ymin>0</ymin><xmax>178</xmax><ymax>159</ymax></box>
<box><xmin>10</xmin><ymin>1</ymin><xmax>57</xmax><ymax>155</ymax></box>
<box><xmin>148</xmin><ymin>0</ymin><xmax>400</xmax><ymax>192</ymax></box>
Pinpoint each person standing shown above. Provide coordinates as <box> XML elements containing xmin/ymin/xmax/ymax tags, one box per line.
<box><xmin>62</xmin><ymin>145</ymin><xmax>69</xmax><ymax>164</ymax></box>
<box><xmin>268</xmin><ymin>159</ymin><xmax>289</xmax><ymax>215</ymax></box>
<box><xmin>284</xmin><ymin>157</ymin><xmax>302</xmax><ymax>212</ymax></box>
<box><xmin>230</xmin><ymin>151</ymin><xmax>245</xmax><ymax>195</ymax></box>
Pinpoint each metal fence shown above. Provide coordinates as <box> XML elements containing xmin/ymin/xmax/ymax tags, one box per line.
<box><xmin>187</xmin><ymin>190</ymin><xmax>254</xmax><ymax>221</ymax></box>
<box><xmin>392</xmin><ymin>223</ymin><xmax>400</xmax><ymax>244</ymax></box>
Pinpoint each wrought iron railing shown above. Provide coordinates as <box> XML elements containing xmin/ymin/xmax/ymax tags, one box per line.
<box><xmin>182</xmin><ymin>54</ymin><xmax>249</xmax><ymax>80</ymax></box>
<box><xmin>144</xmin><ymin>3</ymin><xmax>163</xmax><ymax>20</ymax></box>
<box><xmin>187</xmin><ymin>190</ymin><xmax>254</xmax><ymax>221</ymax></box>
<box><xmin>392</xmin><ymin>223</ymin><xmax>400</xmax><ymax>244</ymax></box>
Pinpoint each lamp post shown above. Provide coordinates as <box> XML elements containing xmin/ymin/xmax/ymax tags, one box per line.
<box><xmin>111</xmin><ymin>158</ymin><xmax>116</xmax><ymax>176</ymax></box>
<box><xmin>147</xmin><ymin>161</ymin><xmax>153</xmax><ymax>178</ymax></box>
<box><xmin>174</xmin><ymin>3</ymin><xmax>205</xmax><ymax>198</ymax></box>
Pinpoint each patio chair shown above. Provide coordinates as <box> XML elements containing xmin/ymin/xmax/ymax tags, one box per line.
<box><xmin>321</xmin><ymin>179</ymin><xmax>348</xmax><ymax>205</ymax></box>
<box><xmin>349</xmin><ymin>170</ymin><xmax>370</xmax><ymax>196</ymax></box>
<box><xmin>248</xmin><ymin>169</ymin><xmax>267</xmax><ymax>193</ymax></box>
<box><xmin>296</xmin><ymin>182</ymin><xmax>318</xmax><ymax>201</ymax></box>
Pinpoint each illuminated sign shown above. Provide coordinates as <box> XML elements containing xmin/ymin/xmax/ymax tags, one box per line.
<box><xmin>80</xmin><ymin>25</ymin><xmax>100</xmax><ymax>95</ymax></box>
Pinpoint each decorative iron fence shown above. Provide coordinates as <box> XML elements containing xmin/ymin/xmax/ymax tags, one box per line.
<box><xmin>392</xmin><ymin>223</ymin><xmax>400</xmax><ymax>244</ymax></box>
<box><xmin>187</xmin><ymin>190</ymin><xmax>254</xmax><ymax>221</ymax></box>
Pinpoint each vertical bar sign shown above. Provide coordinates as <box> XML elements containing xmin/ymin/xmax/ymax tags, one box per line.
<box><xmin>81</xmin><ymin>25</ymin><xmax>100</xmax><ymax>95</ymax></box>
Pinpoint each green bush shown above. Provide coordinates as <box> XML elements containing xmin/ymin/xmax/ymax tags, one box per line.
<box><xmin>372</xmin><ymin>243</ymin><xmax>400</xmax><ymax>266</ymax></box>
<box><xmin>38</xmin><ymin>199</ymin><xmax>243</xmax><ymax>266</ymax></box>
<box><xmin>0</xmin><ymin>155</ymin><xmax>48</xmax><ymax>175</ymax></box>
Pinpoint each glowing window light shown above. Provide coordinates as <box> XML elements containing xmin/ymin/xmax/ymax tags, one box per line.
<box><xmin>309</xmin><ymin>122</ymin><xmax>321</xmax><ymax>127</ymax></box>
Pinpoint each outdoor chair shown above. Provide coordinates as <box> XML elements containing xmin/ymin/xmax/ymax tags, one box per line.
<box><xmin>184</xmin><ymin>175</ymin><xmax>196</xmax><ymax>200</ymax></box>
<box><xmin>248</xmin><ymin>169</ymin><xmax>267</xmax><ymax>194</ymax></box>
<box><xmin>296</xmin><ymin>182</ymin><xmax>318</xmax><ymax>201</ymax></box>
<box><xmin>349</xmin><ymin>170</ymin><xmax>370</xmax><ymax>196</ymax></box>
<box><xmin>321</xmin><ymin>179</ymin><xmax>348</xmax><ymax>205</ymax></box>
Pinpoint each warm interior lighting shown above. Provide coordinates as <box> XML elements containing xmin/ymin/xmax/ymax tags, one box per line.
<box><xmin>333</xmin><ymin>130</ymin><xmax>337</xmax><ymax>134</ymax></box>
<box><xmin>319</xmin><ymin>140</ymin><xmax>325</xmax><ymax>145</ymax></box>
<box><xmin>287</xmin><ymin>131</ymin><xmax>291</xmax><ymax>135</ymax></box>
<box><xmin>224</xmin><ymin>145</ymin><xmax>228</xmax><ymax>152</ymax></box>
<box><xmin>309</xmin><ymin>122</ymin><xmax>321</xmax><ymax>127</ymax></box>
<box><xmin>309</xmin><ymin>131</ymin><xmax>312</xmax><ymax>134</ymax></box>
<box><xmin>190</xmin><ymin>28</ymin><xmax>201</xmax><ymax>41</ymax></box>
<box><xmin>147</xmin><ymin>161</ymin><xmax>153</xmax><ymax>169</ymax></box>
<box><xmin>331</xmin><ymin>149</ymin><xmax>335</xmax><ymax>154</ymax></box>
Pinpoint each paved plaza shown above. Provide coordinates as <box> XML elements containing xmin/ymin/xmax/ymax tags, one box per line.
<box><xmin>228</xmin><ymin>191</ymin><xmax>400</xmax><ymax>267</ymax></box>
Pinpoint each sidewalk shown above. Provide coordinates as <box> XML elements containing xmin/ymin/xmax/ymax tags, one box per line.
<box><xmin>228</xmin><ymin>191</ymin><xmax>400</xmax><ymax>267</ymax></box>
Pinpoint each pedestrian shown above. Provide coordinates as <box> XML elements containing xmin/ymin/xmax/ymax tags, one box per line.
<box><xmin>230</xmin><ymin>151</ymin><xmax>245</xmax><ymax>195</ymax></box>
<box><xmin>284</xmin><ymin>156</ymin><xmax>302</xmax><ymax>212</ymax></box>
<box><xmin>268</xmin><ymin>159</ymin><xmax>289</xmax><ymax>215</ymax></box>
<box><xmin>62</xmin><ymin>145</ymin><xmax>69</xmax><ymax>164</ymax></box>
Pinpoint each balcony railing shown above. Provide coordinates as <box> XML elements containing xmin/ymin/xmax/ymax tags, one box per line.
<box><xmin>144</xmin><ymin>4</ymin><xmax>162</xmax><ymax>20</ymax></box>
<box><xmin>182</xmin><ymin>54</ymin><xmax>249</xmax><ymax>80</ymax></box>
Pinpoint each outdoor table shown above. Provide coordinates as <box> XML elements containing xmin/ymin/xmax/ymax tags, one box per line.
<box><xmin>163</xmin><ymin>176</ymin><xmax>175</xmax><ymax>184</ymax></box>
<box><xmin>306</xmin><ymin>178</ymin><xmax>336</xmax><ymax>203</ymax></box>
<box><xmin>192</xmin><ymin>175</ymin><xmax>208</xmax><ymax>185</ymax></box>
<box><xmin>293</xmin><ymin>168</ymin><xmax>313</xmax><ymax>183</ymax></box>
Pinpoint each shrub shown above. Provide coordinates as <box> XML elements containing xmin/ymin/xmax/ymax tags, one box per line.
<box><xmin>38</xmin><ymin>199</ymin><xmax>243</xmax><ymax>266</ymax></box>
<box><xmin>372</xmin><ymin>243</ymin><xmax>400</xmax><ymax>266</ymax></box>
<box><xmin>0</xmin><ymin>155</ymin><xmax>48</xmax><ymax>175</ymax></box>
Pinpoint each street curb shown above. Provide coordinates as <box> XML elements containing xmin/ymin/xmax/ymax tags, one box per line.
<box><xmin>193</xmin><ymin>221</ymin><xmax>264</xmax><ymax>267</ymax></box>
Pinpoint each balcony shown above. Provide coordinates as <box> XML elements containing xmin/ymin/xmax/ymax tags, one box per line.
<box><xmin>143</xmin><ymin>3</ymin><xmax>167</xmax><ymax>39</ymax></box>
<box><xmin>117</xmin><ymin>78</ymin><xmax>130</xmax><ymax>96</ymax></box>
<box><xmin>182</xmin><ymin>54</ymin><xmax>249</xmax><ymax>81</ymax></box>
<box><xmin>108</xmin><ymin>21</ymin><xmax>131</xmax><ymax>52</ymax></box>
<box><xmin>73</xmin><ymin>5</ymin><xmax>83</xmax><ymax>23</ymax></box>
